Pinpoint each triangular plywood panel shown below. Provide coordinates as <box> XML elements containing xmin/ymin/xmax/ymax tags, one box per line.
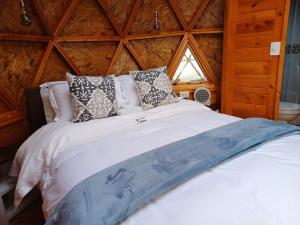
<box><xmin>129</xmin><ymin>36</ymin><xmax>182</xmax><ymax>68</ymax></box>
<box><xmin>61</xmin><ymin>0</ymin><xmax>116</xmax><ymax>36</ymax></box>
<box><xmin>112</xmin><ymin>47</ymin><xmax>140</xmax><ymax>75</ymax></box>
<box><xmin>129</xmin><ymin>0</ymin><xmax>182</xmax><ymax>34</ymax></box>
<box><xmin>195</xmin><ymin>0</ymin><xmax>224</xmax><ymax>29</ymax></box>
<box><xmin>39</xmin><ymin>48</ymin><xmax>73</xmax><ymax>84</ymax></box>
<box><xmin>0</xmin><ymin>41</ymin><xmax>46</xmax><ymax>108</ymax></box>
<box><xmin>194</xmin><ymin>34</ymin><xmax>223</xmax><ymax>80</ymax></box>
<box><xmin>38</xmin><ymin>0</ymin><xmax>73</xmax><ymax>33</ymax></box>
<box><xmin>0</xmin><ymin>0</ymin><xmax>46</xmax><ymax>34</ymax></box>
<box><xmin>176</xmin><ymin>0</ymin><xmax>206</xmax><ymax>25</ymax></box>
<box><xmin>61</xmin><ymin>42</ymin><xmax>118</xmax><ymax>75</ymax></box>
<box><xmin>108</xmin><ymin>0</ymin><xmax>136</xmax><ymax>32</ymax></box>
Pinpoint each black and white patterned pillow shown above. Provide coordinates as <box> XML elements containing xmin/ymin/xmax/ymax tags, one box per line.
<box><xmin>129</xmin><ymin>67</ymin><xmax>178</xmax><ymax>110</ymax></box>
<box><xmin>67</xmin><ymin>73</ymin><xmax>118</xmax><ymax>122</ymax></box>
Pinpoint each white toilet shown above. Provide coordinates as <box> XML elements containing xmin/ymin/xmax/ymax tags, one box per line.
<box><xmin>279</xmin><ymin>102</ymin><xmax>300</xmax><ymax>125</ymax></box>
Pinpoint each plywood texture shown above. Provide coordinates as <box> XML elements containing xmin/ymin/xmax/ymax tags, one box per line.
<box><xmin>0</xmin><ymin>41</ymin><xmax>45</xmax><ymax>109</ymax></box>
<box><xmin>61</xmin><ymin>0</ymin><xmax>116</xmax><ymax>36</ymax></box>
<box><xmin>112</xmin><ymin>48</ymin><xmax>140</xmax><ymax>75</ymax></box>
<box><xmin>0</xmin><ymin>0</ymin><xmax>225</xmax><ymax>148</ymax></box>
<box><xmin>195</xmin><ymin>0</ymin><xmax>224</xmax><ymax>29</ymax></box>
<box><xmin>0</xmin><ymin>0</ymin><xmax>45</xmax><ymax>34</ymax></box>
<box><xmin>39</xmin><ymin>49</ymin><xmax>72</xmax><ymax>84</ymax></box>
<box><xmin>194</xmin><ymin>34</ymin><xmax>223</xmax><ymax>80</ymax></box>
<box><xmin>108</xmin><ymin>0</ymin><xmax>136</xmax><ymax>32</ymax></box>
<box><xmin>38</xmin><ymin>0</ymin><xmax>73</xmax><ymax>33</ymax></box>
<box><xmin>130</xmin><ymin>36</ymin><xmax>181</xmax><ymax>68</ymax></box>
<box><xmin>61</xmin><ymin>42</ymin><xmax>118</xmax><ymax>75</ymax></box>
<box><xmin>129</xmin><ymin>0</ymin><xmax>182</xmax><ymax>34</ymax></box>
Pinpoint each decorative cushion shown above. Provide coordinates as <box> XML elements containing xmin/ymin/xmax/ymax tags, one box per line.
<box><xmin>129</xmin><ymin>67</ymin><xmax>178</xmax><ymax>110</ymax></box>
<box><xmin>67</xmin><ymin>73</ymin><xmax>118</xmax><ymax>122</ymax></box>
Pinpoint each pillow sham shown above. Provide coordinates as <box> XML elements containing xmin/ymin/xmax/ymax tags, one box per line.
<box><xmin>117</xmin><ymin>75</ymin><xmax>141</xmax><ymax>107</ymax></box>
<box><xmin>49</xmin><ymin>83</ymin><xmax>73</xmax><ymax>122</ymax></box>
<box><xmin>67</xmin><ymin>73</ymin><xmax>119</xmax><ymax>122</ymax></box>
<box><xmin>129</xmin><ymin>67</ymin><xmax>178</xmax><ymax>110</ymax></box>
<box><xmin>40</xmin><ymin>81</ymin><xmax>67</xmax><ymax>123</ymax></box>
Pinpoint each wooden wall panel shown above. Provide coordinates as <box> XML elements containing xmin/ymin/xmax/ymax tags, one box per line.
<box><xmin>61</xmin><ymin>42</ymin><xmax>118</xmax><ymax>75</ymax></box>
<box><xmin>194</xmin><ymin>34</ymin><xmax>223</xmax><ymax>80</ymax></box>
<box><xmin>0</xmin><ymin>0</ymin><xmax>45</xmax><ymax>34</ymax></box>
<box><xmin>129</xmin><ymin>0</ymin><xmax>182</xmax><ymax>34</ymax></box>
<box><xmin>0</xmin><ymin>41</ymin><xmax>46</xmax><ymax>108</ymax></box>
<box><xmin>130</xmin><ymin>36</ymin><xmax>182</xmax><ymax>68</ymax></box>
<box><xmin>195</xmin><ymin>0</ymin><xmax>224</xmax><ymax>29</ymax></box>
<box><xmin>38</xmin><ymin>0</ymin><xmax>73</xmax><ymax>33</ymax></box>
<box><xmin>112</xmin><ymin>48</ymin><xmax>140</xmax><ymax>75</ymax></box>
<box><xmin>221</xmin><ymin>0</ymin><xmax>290</xmax><ymax>119</ymax></box>
<box><xmin>0</xmin><ymin>0</ymin><xmax>225</xmax><ymax>150</ymax></box>
<box><xmin>61</xmin><ymin>0</ymin><xmax>116</xmax><ymax>36</ymax></box>
<box><xmin>39</xmin><ymin>49</ymin><xmax>73</xmax><ymax>84</ymax></box>
<box><xmin>176</xmin><ymin>0</ymin><xmax>206</xmax><ymax>25</ymax></box>
<box><xmin>108</xmin><ymin>0</ymin><xmax>136</xmax><ymax>32</ymax></box>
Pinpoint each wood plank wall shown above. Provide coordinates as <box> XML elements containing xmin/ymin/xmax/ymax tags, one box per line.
<box><xmin>0</xmin><ymin>0</ymin><xmax>225</xmax><ymax>152</ymax></box>
<box><xmin>221</xmin><ymin>0</ymin><xmax>290</xmax><ymax>119</ymax></box>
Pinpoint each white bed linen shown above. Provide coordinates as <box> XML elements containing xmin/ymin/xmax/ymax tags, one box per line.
<box><xmin>10</xmin><ymin>100</ymin><xmax>300</xmax><ymax>225</ymax></box>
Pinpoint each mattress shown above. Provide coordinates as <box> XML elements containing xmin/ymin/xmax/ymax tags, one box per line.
<box><xmin>10</xmin><ymin>100</ymin><xmax>300</xmax><ymax>225</ymax></box>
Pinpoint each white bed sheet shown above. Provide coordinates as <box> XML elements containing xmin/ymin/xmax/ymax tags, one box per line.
<box><xmin>10</xmin><ymin>100</ymin><xmax>300</xmax><ymax>225</ymax></box>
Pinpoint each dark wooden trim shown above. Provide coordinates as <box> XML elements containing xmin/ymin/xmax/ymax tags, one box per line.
<box><xmin>53</xmin><ymin>41</ymin><xmax>81</xmax><ymax>75</ymax></box>
<box><xmin>122</xmin><ymin>0</ymin><xmax>142</xmax><ymax>37</ymax></box>
<box><xmin>124</xmin><ymin>39</ymin><xmax>146</xmax><ymax>69</ymax></box>
<box><xmin>97</xmin><ymin>0</ymin><xmax>122</xmax><ymax>35</ymax></box>
<box><xmin>31</xmin><ymin>41</ymin><xmax>54</xmax><ymax>87</ymax></box>
<box><xmin>53</xmin><ymin>0</ymin><xmax>79</xmax><ymax>36</ymax></box>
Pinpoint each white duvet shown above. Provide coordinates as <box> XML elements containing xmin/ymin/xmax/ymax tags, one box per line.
<box><xmin>11</xmin><ymin>100</ymin><xmax>300</xmax><ymax>225</ymax></box>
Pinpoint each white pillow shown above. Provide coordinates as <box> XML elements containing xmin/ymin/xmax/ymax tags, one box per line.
<box><xmin>117</xmin><ymin>75</ymin><xmax>141</xmax><ymax>106</ymax></box>
<box><xmin>40</xmin><ymin>81</ymin><xmax>66</xmax><ymax>123</ymax></box>
<box><xmin>49</xmin><ymin>82</ymin><xmax>73</xmax><ymax>122</ymax></box>
<box><xmin>114</xmin><ymin>77</ymin><xmax>130</xmax><ymax>108</ymax></box>
<box><xmin>46</xmin><ymin>75</ymin><xmax>128</xmax><ymax>122</ymax></box>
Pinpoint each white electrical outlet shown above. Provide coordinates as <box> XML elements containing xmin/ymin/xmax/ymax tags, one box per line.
<box><xmin>180</xmin><ymin>91</ymin><xmax>189</xmax><ymax>99</ymax></box>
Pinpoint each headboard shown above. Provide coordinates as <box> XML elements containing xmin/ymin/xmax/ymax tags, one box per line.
<box><xmin>25</xmin><ymin>88</ymin><xmax>47</xmax><ymax>133</ymax></box>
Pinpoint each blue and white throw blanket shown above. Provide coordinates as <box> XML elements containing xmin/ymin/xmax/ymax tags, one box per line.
<box><xmin>46</xmin><ymin>118</ymin><xmax>300</xmax><ymax>225</ymax></box>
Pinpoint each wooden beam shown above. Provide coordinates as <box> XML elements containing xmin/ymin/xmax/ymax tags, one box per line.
<box><xmin>124</xmin><ymin>39</ymin><xmax>146</xmax><ymax>69</ymax></box>
<box><xmin>126</xmin><ymin>31</ymin><xmax>185</xmax><ymax>40</ymax></box>
<box><xmin>53</xmin><ymin>42</ymin><xmax>82</xmax><ymax>75</ymax></box>
<box><xmin>31</xmin><ymin>0</ymin><xmax>50</xmax><ymax>34</ymax></box>
<box><xmin>56</xmin><ymin>36</ymin><xmax>121</xmax><ymax>42</ymax></box>
<box><xmin>0</xmin><ymin>33</ymin><xmax>50</xmax><ymax>42</ymax></box>
<box><xmin>106</xmin><ymin>40</ymin><xmax>124</xmax><ymax>74</ymax></box>
<box><xmin>168</xmin><ymin>34</ymin><xmax>189</xmax><ymax>78</ymax></box>
<box><xmin>168</xmin><ymin>0</ymin><xmax>189</xmax><ymax>31</ymax></box>
<box><xmin>97</xmin><ymin>0</ymin><xmax>122</xmax><ymax>36</ymax></box>
<box><xmin>31</xmin><ymin>41</ymin><xmax>54</xmax><ymax>87</ymax></box>
<box><xmin>53</xmin><ymin>0</ymin><xmax>79</xmax><ymax>36</ymax></box>
<box><xmin>0</xmin><ymin>111</ymin><xmax>24</xmax><ymax>128</ymax></box>
<box><xmin>123</xmin><ymin>0</ymin><xmax>142</xmax><ymax>37</ymax></box>
<box><xmin>188</xmin><ymin>34</ymin><xmax>218</xmax><ymax>83</ymax></box>
<box><xmin>189</xmin><ymin>0</ymin><xmax>210</xmax><ymax>30</ymax></box>
<box><xmin>190</xmin><ymin>28</ymin><xmax>224</xmax><ymax>35</ymax></box>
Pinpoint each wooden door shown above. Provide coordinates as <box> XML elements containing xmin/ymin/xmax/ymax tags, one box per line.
<box><xmin>221</xmin><ymin>0</ymin><xmax>291</xmax><ymax>119</ymax></box>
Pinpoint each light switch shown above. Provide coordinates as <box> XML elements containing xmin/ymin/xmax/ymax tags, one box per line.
<box><xmin>270</xmin><ymin>42</ymin><xmax>281</xmax><ymax>56</ymax></box>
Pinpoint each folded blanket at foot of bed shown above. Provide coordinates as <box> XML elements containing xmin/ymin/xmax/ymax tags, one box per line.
<box><xmin>46</xmin><ymin>118</ymin><xmax>300</xmax><ymax>225</ymax></box>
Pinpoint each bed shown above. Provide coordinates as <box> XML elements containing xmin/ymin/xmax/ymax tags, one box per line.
<box><xmin>10</xmin><ymin>89</ymin><xmax>300</xmax><ymax>225</ymax></box>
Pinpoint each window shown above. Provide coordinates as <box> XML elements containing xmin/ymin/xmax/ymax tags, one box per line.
<box><xmin>172</xmin><ymin>48</ymin><xmax>206</xmax><ymax>83</ymax></box>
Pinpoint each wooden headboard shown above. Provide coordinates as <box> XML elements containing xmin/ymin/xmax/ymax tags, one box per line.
<box><xmin>25</xmin><ymin>88</ymin><xmax>46</xmax><ymax>133</ymax></box>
